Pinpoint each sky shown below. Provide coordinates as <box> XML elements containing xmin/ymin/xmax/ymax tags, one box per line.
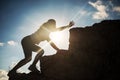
<box><xmin>0</xmin><ymin>0</ymin><xmax>120</xmax><ymax>79</ymax></box>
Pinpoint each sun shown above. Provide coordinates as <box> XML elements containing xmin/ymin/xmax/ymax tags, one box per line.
<box><xmin>49</xmin><ymin>31</ymin><xmax>64</xmax><ymax>45</ymax></box>
<box><xmin>49</xmin><ymin>30</ymin><xmax>70</xmax><ymax>50</ymax></box>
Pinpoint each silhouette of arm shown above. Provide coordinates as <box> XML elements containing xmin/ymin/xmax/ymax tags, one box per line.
<box><xmin>47</xmin><ymin>39</ymin><xmax>59</xmax><ymax>51</ymax></box>
<box><xmin>50</xmin><ymin>41</ymin><xmax>59</xmax><ymax>51</ymax></box>
<box><xmin>57</xmin><ymin>21</ymin><xmax>74</xmax><ymax>31</ymax></box>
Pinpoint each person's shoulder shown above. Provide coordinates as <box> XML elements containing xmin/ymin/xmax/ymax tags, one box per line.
<box><xmin>43</xmin><ymin>22</ymin><xmax>48</xmax><ymax>26</ymax></box>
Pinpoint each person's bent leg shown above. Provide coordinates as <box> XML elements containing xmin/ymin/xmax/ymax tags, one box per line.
<box><xmin>12</xmin><ymin>55</ymin><xmax>32</xmax><ymax>71</ymax></box>
<box><xmin>28</xmin><ymin>48</ymin><xmax>44</xmax><ymax>71</ymax></box>
<box><xmin>8</xmin><ymin>51</ymin><xmax>32</xmax><ymax>76</ymax></box>
<box><xmin>32</xmin><ymin>49</ymin><xmax>44</xmax><ymax>66</ymax></box>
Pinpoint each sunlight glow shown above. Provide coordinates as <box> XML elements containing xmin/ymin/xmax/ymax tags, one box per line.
<box><xmin>49</xmin><ymin>30</ymin><xmax>70</xmax><ymax>50</ymax></box>
<box><xmin>49</xmin><ymin>31</ymin><xmax>65</xmax><ymax>46</ymax></box>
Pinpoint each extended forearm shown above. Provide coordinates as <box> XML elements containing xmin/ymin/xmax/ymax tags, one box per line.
<box><xmin>57</xmin><ymin>21</ymin><xmax>74</xmax><ymax>31</ymax></box>
<box><xmin>50</xmin><ymin>41</ymin><xmax>59</xmax><ymax>51</ymax></box>
<box><xmin>58</xmin><ymin>25</ymin><xmax>70</xmax><ymax>31</ymax></box>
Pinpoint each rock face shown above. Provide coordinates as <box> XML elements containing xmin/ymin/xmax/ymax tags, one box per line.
<box><xmin>8</xmin><ymin>20</ymin><xmax>120</xmax><ymax>80</ymax></box>
<box><xmin>40</xmin><ymin>20</ymin><xmax>120</xmax><ymax>80</ymax></box>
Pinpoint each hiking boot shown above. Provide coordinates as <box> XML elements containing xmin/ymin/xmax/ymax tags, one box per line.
<box><xmin>28</xmin><ymin>65</ymin><xmax>40</xmax><ymax>73</ymax></box>
<box><xmin>7</xmin><ymin>70</ymin><xmax>16</xmax><ymax>77</ymax></box>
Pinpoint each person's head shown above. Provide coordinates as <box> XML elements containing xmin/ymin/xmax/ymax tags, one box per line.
<box><xmin>47</xmin><ymin>19</ymin><xmax>56</xmax><ymax>26</ymax></box>
<box><xmin>46</xmin><ymin>19</ymin><xmax>56</xmax><ymax>31</ymax></box>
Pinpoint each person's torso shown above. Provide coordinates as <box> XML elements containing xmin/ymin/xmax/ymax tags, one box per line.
<box><xmin>30</xmin><ymin>27</ymin><xmax>50</xmax><ymax>44</ymax></box>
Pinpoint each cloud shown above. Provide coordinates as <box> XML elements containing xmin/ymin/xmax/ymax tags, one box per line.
<box><xmin>88</xmin><ymin>0</ymin><xmax>109</xmax><ymax>20</ymax></box>
<box><xmin>0</xmin><ymin>41</ymin><xmax>18</xmax><ymax>46</ymax></box>
<box><xmin>0</xmin><ymin>42</ymin><xmax>4</xmax><ymax>46</ymax></box>
<box><xmin>113</xmin><ymin>6</ymin><xmax>120</xmax><ymax>12</ymax></box>
<box><xmin>7</xmin><ymin>40</ymin><xmax>17</xmax><ymax>46</ymax></box>
<box><xmin>0</xmin><ymin>69</ymin><xmax>8</xmax><ymax>80</ymax></box>
<box><xmin>107</xmin><ymin>1</ymin><xmax>120</xmax><ymax>13</ymax></box>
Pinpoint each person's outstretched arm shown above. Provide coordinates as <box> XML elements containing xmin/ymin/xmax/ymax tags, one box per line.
<box><xmin>57</xmin><ymin>21</ymin><xmax>75</xmax><ymax>31</ymax></box>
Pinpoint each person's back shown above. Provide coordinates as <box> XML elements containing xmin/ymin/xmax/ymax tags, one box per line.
<box><xmin>30</xmin><ymin>24</ymin><xmax>50</xmax><ymax>44</ymax></box>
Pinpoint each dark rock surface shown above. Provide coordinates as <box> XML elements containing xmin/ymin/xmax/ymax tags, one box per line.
<box><xmin>9</xmin><ymin>20</ymin><xmax>120</xmax><ymax>80</ymax></box>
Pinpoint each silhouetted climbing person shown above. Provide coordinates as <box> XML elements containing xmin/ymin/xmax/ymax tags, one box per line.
<box><xmin>8</xmin><ymin>19</ymin><xmax>74</xmax><ymax>76</ymax></box>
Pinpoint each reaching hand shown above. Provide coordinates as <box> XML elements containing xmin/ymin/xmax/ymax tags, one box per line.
<box><xmin>69</xmin><ymin>21</ymin><xmax>75</xmax><ymax>27</ymax></box>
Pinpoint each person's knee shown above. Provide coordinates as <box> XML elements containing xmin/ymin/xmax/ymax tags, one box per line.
<box><xmin>27</xmin><ymin>57</ymin><xmax>32</xmax><ymax>62</ymax></box>
<box><xmin>42</xmin><ymin>49</ymin><xmax>44</xmax><ymax>53</ymax></box>
<box><xmin>39</xmin><ymin>49</ymin><xmax>44</xmax><ymax>55</ymax></box>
